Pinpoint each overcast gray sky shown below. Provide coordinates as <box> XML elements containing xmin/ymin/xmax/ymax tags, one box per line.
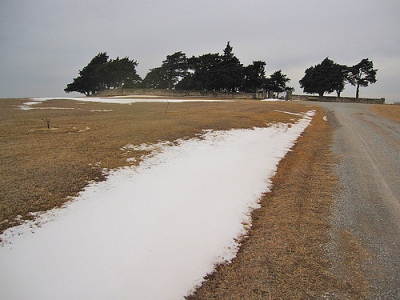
<box><xmin>1</xmin><ymin>0</ymin><xmax>399</xmax><ymax>102</ymax></box>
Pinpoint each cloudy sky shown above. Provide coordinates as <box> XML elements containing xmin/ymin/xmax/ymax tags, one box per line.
<box><xmin>1</xmin><ymin>0</ymin><xmax>399</xmax><ymax>102</ymax></box>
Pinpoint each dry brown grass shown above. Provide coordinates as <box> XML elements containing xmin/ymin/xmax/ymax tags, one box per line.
<box><xmin>187</xmin><ymin>107</ymin><xmax>370</xmax><ymax>299</ymax></box>
<box><xmin>370</xmin><ymin>104</ymin><xmax>400</xmax><ymax>122</ymax></box>
<box><xmin>1</xmin><ymin>98</ymin><xmax>371</xmax><ymax>297</ymax></box>
<box><xmin>0</xmin><ymin>98</ymin><xmax>310</xmax><ymax>232</ymax></box>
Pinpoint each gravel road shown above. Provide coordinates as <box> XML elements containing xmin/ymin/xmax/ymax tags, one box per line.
<box><xmin>318</xmin><ymin>102</ymin><xmax>400</xmax><ymax>299</ymax></box>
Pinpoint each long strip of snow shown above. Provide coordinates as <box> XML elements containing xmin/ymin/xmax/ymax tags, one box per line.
<box><xmin>29</xmin><ymin>97</ymin><xmax>233</xmax><ymax>104</ymax></box>
<box><xmin>0</xmin><ymin>111</ymin><xmax>315</xmax><ymax>300</ymax></box>
<box><xmin>19</xmin><ymin>97</ymin><xmax>232</xmax><ymax>110</ymax></box>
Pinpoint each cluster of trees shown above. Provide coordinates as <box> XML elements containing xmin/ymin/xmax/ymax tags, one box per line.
<box><xmin>64</xmin><ymin>52</ymin><xmax>141</xmax><ymax>96</ymax></box>
<box><xmin>299</xmin><ymin>57</ymin><xmax>377</xmax><ymax>98</ymax></box>
<box><xmin>65</xmin><ymin>42</ymin><xmax>293</xmax><ymax>96</ymax></box>
<box><xmin>144</xmin><ymin>43</ymin><xmax>292</xmax><ymax>96</ymax></box>
<box><xmin>66</xmin><ymin>44</ymin><xmax>377</xmax><ymax>99</ymax></box>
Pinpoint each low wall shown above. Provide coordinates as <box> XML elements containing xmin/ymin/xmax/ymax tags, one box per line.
<box><xmin>290</xmin><ymin>94</ymin><xmax>385</xmax><ymax>104</ymax></box>
<box><xmin>94</xmin><ymin>88</ymin><xmax>261</xmax><ymax>99</ymax></box>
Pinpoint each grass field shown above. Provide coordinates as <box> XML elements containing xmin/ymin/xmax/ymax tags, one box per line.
<box><xmin>0</xmin><ymin>98</ymin><xmax>311</xmax><ymax>233</ymax></box>
<box><xmin>370</xmin><ymin>104</ymin><xmax>400</xmax><ymax>122</ymax></box>
<box><xmin>1</xmin><ymin>97</ymin><xmax>374</xmax><ymax>298</ymax></box>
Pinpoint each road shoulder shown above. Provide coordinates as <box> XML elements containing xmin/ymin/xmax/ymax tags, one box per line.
<box><xmin>187</xmin><ymin>107</ymin><xmax>368</xmax><ymax>299</ymax></box>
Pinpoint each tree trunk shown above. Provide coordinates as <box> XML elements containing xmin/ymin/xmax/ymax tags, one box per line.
<box><xmin>356</xmin><ymin>84</ymin><xmax>360</xmax><ymax>98</ymax></box>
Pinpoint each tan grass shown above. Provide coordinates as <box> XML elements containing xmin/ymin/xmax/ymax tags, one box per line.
<box><xmin>1</xmin><ymin>98</ymin><xmax>371</xmax><ymax>297</ymax></box>
<box><xmin>370</xmin><ymin>104</ymin><xmax>400</xmax><ymax>122</ymax></box>
<box><xmin>0</xmin><ymin>98</ymin><xmax>310</xmax><ymax>232</ymax></box>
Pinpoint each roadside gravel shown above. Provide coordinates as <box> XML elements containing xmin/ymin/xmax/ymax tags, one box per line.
<box><xmin>318</xmin><ymin>102</ymin><xmax>400</xmax><ymax>299</ymax></box>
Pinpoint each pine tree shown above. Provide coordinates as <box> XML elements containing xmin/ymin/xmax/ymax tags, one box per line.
<box><xmin>348</xmin><ymin>58</ymin><xmax>377</xmax><ymax>98</ymax></box>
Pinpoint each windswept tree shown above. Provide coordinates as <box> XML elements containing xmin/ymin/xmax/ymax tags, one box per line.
<box><xmin>162</xmin><ymin>51</ymin><xmax>189</xmax><ymax>89</ymax></box>
<box><xmin>65</xmin><ymin>52</ymin><xmax>109</xmax><ymax>96</ymax></box>
<box><xmin>299</xmin><ymin>57</ymin><xmax>347</xmax><ymax>97</ymax></box>
<box><xmin>142</xmin><ymin>51</ymin><xmax>188</xmax><ymax>89</ymax></box>
<box><xmin>65</xmin><ymin>52</ymin><xmax>141</xmax><ymax>95</ymax></box>
<box><xmin>102</xmin><ymin>57</ymin><xmax>141</xmax><ymax>89</ymax></box>
<box><xmin>348</xmin><ymin>58</ymin><xmax>377</xmax><ymax>98</ymax></box>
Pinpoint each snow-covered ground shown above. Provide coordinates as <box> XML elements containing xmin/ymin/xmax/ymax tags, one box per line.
<box><xmin>34</xmin><ymin>96</ymin><xmax>232</xmax><ymax>103</ymax></box>
<box><xmin>20</xmin><ymin>96</ymin><xmax>286</xmax><ymax>110</ymax></box>
<box><xmin>19</xmin><ymin>97</ymin><xmax>233</xmax><ymax>110</ymax></box>
<box><xmin>1</xmin><ymin>97</ymin><xmax>315</xmax><ymax>299</ymax></box>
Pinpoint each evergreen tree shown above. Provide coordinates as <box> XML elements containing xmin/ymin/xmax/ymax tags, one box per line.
<box><xmin>243</xmin><ymin>61</ymin><xmax>267</xmax><ymax>92</ymax></box>
<box><xmin>65</xmin><ymin>52</ymin><xmax>141</xmax><ymax>95</ymax></box>
<box><xmin>219</xmin><ymin>42</ymin><xmax>244</xmax><ymax>92</ymax></box>
<box><xmin>331</xmin><ymin>63</ymin><xmax>350</xmax><ymax>97</ymax></box>
<box><xmin>299</xmin><ymin>57</ymin><xmax>345</xmax><ymax>97</ymax></box>
<box><xmin>65</xmin><ymin>52</ymin><xmax>109</xmax><ymax>96</ymax></box>
<box><xmin>267</xmin><ymin>70</ymin><xmax>291</xmax><ymax>97</ymax></box>
<box><xmin>180</xmin><ymin>53</ymin><xmax>222</xmax><ymax>91</ymax></box>
<box><xmin>162</xmin><ymin>51</ymin><xmax>188</xmax><ymax>89</ymax></box>
<box><xmin>103</xmin><ymin>57</ymin><xmax>141</xmax><ymax>88</ymax></box>
<box><xmin>141</xmin><ymin>67</ymin><xmax>169</xmax><ymax>89</ymax></box>
<box><xmin>142</xmin><ymin>51</ymin><xmax>188</xmax><ymax>89</ymax></box>
<box><xmin>348</xmin><ymin>58</ymin><xmax>377</xmax><ymax>98</ymax></box>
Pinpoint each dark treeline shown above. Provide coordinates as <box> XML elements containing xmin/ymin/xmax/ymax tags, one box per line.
<box><xmin>65</xmin><ymin>43</ymin><xmax>378</xmax><ymax>98</ymax></box>
<box><xmin>65</xmin><ymin>42</ymin><xmax>293</xmax><ymax>96</ymax></box>
<box><xmin>299</xmin><ymin>57</ymin><xmax>377</xmax><ymax>98</ymax></box>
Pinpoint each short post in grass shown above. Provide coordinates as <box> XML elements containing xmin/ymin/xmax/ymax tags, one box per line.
<box><xmin>165</xmin><ymin>100</ymin><xmax>170</xmax><ymax>113</ymax></box>
<box><xmin>42</xmin><ymin>118</ymin><xmax>50</xmax><ymax>129</ymax></box>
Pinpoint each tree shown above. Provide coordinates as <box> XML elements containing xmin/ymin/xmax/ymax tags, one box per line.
<box><xmin>243</xmin><ymin>61</ymin><xmax>267</xmax><ymax>92</ymax></box>
<box><xmin>267</xmin><ymin>70</ymin><xmax>291</xmax><ymax>97</ymax></box>
<box><xmin>331</xmin><ymin>64</ymin><xmax>350</xmax><ymax>97</ymax></box>
<box><xmin>348</xmin><ymin>58</ymin><xmax>377</xmax><ymax>98</ymax></box>
<box><xmin>65</xmin><ymin>52</ymin><xmax>141</xmax><ymax>95</ymax></box>
<box><xmin>141</xmin><ymin>66</ymin><xmax>169</xmax><ymax>89</ymax></box>
<box><xmin>162</xmin><ymin>51</ymin><xmax>188</xmax><ymax>89</ymax></box>
<box><xmin>142</xmin><ymin>51</ymin><xmax>188</xmax><ymax>90</ymax></box>
<box><xmin>299</xmin><ymin>57</ymin><xmax>346</xmax><ymax>97</ymax></box>
<box><xmin>65</xmin><ymin>52</ymin><xmax>109</xmax><ymax>96</ymax></box>
<box><xmin>219</xmin><ymin>42</ymin><xmax>244</xmax><ymax>92</ymax></box>
<box><xmin>177</xmin><ymin>53</ymin><xmax>223</xmax><ymax>91</ymax></box>
<box><xmin>103</xmin><ymin>57</ymin><xmax>141</xmax><ymax>89</ymax></box>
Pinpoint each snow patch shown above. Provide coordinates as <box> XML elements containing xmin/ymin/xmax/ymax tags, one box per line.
<box><xmin>261</xmin><ymin>98</ymin><xmax>286</xmax><ymax>102</ymax></box>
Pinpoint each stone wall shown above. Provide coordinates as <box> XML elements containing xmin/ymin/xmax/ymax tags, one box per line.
<box><xmin>290</xmin><ymin>94</ymin><xmax>385</xmax><ymax>104</ymax></box>
<box><xmin>94</xmin><ymin>88</ymin><xmax>261</xmax><ymax>99</ymax></box>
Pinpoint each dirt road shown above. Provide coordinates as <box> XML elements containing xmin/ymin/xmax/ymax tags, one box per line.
<box><xmin>318</xmin><ymin>102</ymin><xmax>400</xmax><ymax>298</ymax></box>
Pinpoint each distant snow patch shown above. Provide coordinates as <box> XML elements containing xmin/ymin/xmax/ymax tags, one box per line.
<box><xmin>261</xmin><ymin>98</ymin><xmax>285</xmax><ymax>102</ymax></box>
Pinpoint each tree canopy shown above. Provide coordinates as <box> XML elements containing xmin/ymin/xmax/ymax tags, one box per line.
<box><xmin>66</xmin><ymin>43</ymin><xmax>293</xmax><ymax>96</ymax></box>
<box><xmin>65</xmin><ymin>52</ymin><xmax>141</xmax><ymax>95</ymax></box>
<box><xmin>267</xmin><ymin>70</ymin><xmax>293</xmax><ymax>97</ymax></box>
<box><xmin>141</xmin><ymin>51</ymin><xmax>188</xmax><ymax>90</ymax></box>
<box><xmin>348</xmin><ymin>58</ymin><xmax>377</xmax><ymax>98</ymax></box>
<box><xmin>144</xmin><ymin>42</ymin><xmax>291</xmax><ymax>94</ymax></box>
<box><xmin>299</xmin><ymin>57</ymin><xmax>377</xmax><ymax>97</ymax></box>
